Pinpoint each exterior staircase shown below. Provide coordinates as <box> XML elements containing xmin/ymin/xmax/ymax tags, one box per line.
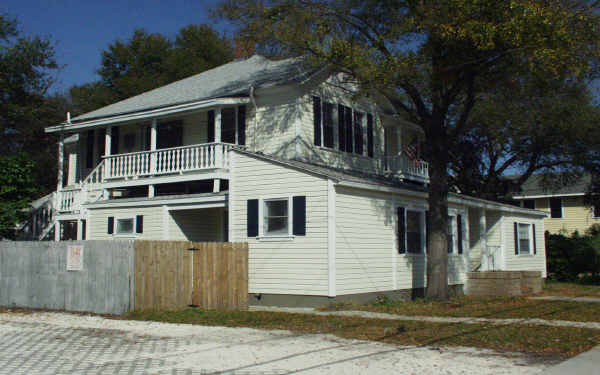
<box><xmin>17</xmin><ymin>161</ymin><xmax>106</xmax><ymax>241</ymax></box>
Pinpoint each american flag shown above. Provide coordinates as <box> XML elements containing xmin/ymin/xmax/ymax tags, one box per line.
<box><xmin>404</xmin><ymin>139</ymin><xmax>420</xmax><ymax>166</ymax></box>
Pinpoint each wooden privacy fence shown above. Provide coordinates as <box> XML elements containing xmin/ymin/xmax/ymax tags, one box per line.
<box><xmin>134</xmin><ymin>241</ymin><xmax>248</xmax><ymax>311</ymax></box>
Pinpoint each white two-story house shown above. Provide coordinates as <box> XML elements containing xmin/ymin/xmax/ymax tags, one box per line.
<box><xmin>27</xmin><ymin>55</ymin><xmax>547</xmax><ymax>305</ymax></box>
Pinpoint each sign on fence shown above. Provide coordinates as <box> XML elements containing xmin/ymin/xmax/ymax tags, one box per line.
<box><xmin>66</xmin><ymin>245</ymin><xmax>84</xmax><ymax>271</ymax></box>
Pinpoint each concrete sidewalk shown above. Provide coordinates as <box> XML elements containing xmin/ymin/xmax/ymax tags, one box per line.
<box><xmin>544</xmin><ymin>345</ymin><xmax>600</xmax><ymax>375</ymax></box>
<box><xmin>250</xmin><ymin>306</ymin><xmax>600</xmax><ymax>330</ymax></box>
<box><xmin>529</xmin><ymin>296</ymin><xmax>600</xmax><ymax>303</ymax></box>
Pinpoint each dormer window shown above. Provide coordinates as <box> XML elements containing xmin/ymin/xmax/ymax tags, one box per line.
<box><xmin>313</xmin><ymin>96</ymin><xmax>374</xmax><ymax>157</ymax></box>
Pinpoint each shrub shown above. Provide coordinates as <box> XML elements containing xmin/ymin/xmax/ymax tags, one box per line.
<box><xmin>546</xmin><ymin>230</ymin><xmax>600</xmax><ymax>282</ymax></box>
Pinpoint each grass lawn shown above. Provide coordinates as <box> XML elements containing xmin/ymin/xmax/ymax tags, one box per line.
<box><xmin>319</xmin><ymin>282</ymin><xmax>600</xmax><ymax>323</ymax></box>
<box><xmin>320</xmin><ymin>296</ymin><xmax>600</xmax><ymax>322</ymax></box>
<box><xmin>125</xmin><ymin>308</ymin><xmax>600</xmax><ymax>359</ymax></box>
<box><xmin>539</xmin><ymin>281</ymin><xmax>600</xmax><ymax>297</ymax></box>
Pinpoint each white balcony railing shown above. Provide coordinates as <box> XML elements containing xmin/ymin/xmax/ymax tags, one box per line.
<box><xmin>103</xmin><ymin>142</ymin><xmax>232</xmax><ymax>180</ymax></box>
<box><xmin>57</xmin><ymin>188</ymin><xmax>83</xmax><ymax>212</ymax></box>
<box><xmin>385</xmin><ymin>155</ymin><xmax>429</xmax><ymax>182</ymax></box>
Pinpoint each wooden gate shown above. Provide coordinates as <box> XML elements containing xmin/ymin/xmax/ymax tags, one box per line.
<box><xmin>134</xmin><ymin>241</ymin><xmax>248</xmax><ymax>311</ymax></box>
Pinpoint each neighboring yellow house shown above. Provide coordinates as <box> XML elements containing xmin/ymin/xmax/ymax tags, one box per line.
<box><xmin>512</xmin><ymin>174</ymin><xmax>599</xmax><ymax>235</ymax></box>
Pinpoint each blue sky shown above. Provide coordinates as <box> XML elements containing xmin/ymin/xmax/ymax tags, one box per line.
<box><xmin>2</xmin><ymin>0</ymin><xmax>229</xmax><ymax>93</ymax></box>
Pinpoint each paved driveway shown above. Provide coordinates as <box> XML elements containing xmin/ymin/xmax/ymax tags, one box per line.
<box><xmin>0</xmin><ymin>311</ymin><xmax>549</xmax><ymax>374</ymax></box>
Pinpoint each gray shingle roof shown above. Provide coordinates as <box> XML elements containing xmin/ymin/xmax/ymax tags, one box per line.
<box><xmin>73</xmin><ymin>55</ymin><xmax>313</xmax><ymax>122</ymax></box>
<box><xmin>236</xmin><ymin>149</ymin><xmax>427</xmax><ymax>193</ymax></box>
<box><xmin>514</xmin><ymin>173</ymin><xmax>591</xmax><ymax>197</ymax></box>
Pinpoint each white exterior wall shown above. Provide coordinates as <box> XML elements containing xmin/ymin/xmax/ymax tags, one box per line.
<box><xmin>503</xmin><ymin>214</ymin><xmax>547</xmax><ymax>277</ymax></box>
<box><xmin>182</xmin><ymin>112</ymin><xmax>207</xmax><ymax>146</ymax></box>
<box><xmin>335</xmin><ymin>186</ymin><xmax>467</xmax><ymax>296</ymax></box>
<box><xmin>87</xmin><ymin>206</ymin><xmax>165</xmax><ymax>240</ymax></box>
<box><xmin>246</xmin><ymin>89</ymin><xmax>301</xmax><ymax>159</ymax></box>
<box><xmin>230</xmin><ymin>152</ymin><xmax>330</xmax><ymax>295</ymax></box>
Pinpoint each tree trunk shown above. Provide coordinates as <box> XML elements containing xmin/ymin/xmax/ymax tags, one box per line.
<box><xmin>425</xmin><ymin>118</ymin><xmax>450</xmax><ymax>301</ymax></box>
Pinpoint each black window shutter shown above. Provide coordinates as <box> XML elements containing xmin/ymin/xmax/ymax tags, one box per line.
<box><xmin>136</xmin><ymin>215</ymin><xmax>144</xmax><ymax>234</ymax></box>
<box><xmin>457</xmin><ymin>214</ymin><xmax>463</xmax><ymax>254</ymax></box>
<box><xmin>107</xmin><ymin>217</ymin><xmax>114</xmax><ymax>234</ymax></box>
<box><xmin>323</xmin><ymin>102</ymin><xmax>334</xmax><ymax>148</ymax></box>
<box><xmin>111</xmin><ymin>126</ymin><xmax>120</xmax><ymax>155</ymax></box>
<box><xmin>338</xmin><ymin>104</ymin><xmax>346</xmax><ymax>152</ymax></box>
<box><xmin>237</xmin><ymin>105</ymin><xmax>246</xmax><ymax>146</ymax></box>
<box><xmin>293</xmin><ymin>196</ymin><xmax>306</xmax><ymax>236</ymax></box>
<box><xmin>397</xmin><ymin>207</ymin><xmax>406</xmax><ymax>254</ymax></box>
<box><xmin>367</xmin><ymin>113</ymin><xmax>374</xmax><ymax>157</ymax></box>
<box><xmin>426</xmin><ymin>211</ymin><xmax>430</xmax><ymax>253</ymax></box>
<box><xmin>345</xmin><ymin>106</ymin><xmax>353</xmax><ymax>153</ymax></box>
<box><xmin>514</xmin><ymin>222</ymin><xmax>519</xmax><ymax>254</ymax></box>
<box><xmin>247</xmin><ymin>199</ymin><xmax>259</xmax><ymax>237</ymax></box>
<box><xmin>81</xmin><ymin>220</ymin><xmax>86</xmax><ymax>240</ymax></box>
<box><xmin>532</xmin><ymin>223</ymin><xmax>537</xmax><ymax>255</ymax></box>
<box><xmin>207</xmin><ymin>110</ymin><xmax>215</xmax><ymax>143</ymax></box>
<box><xmin>313</xmin><ymin>97</ymin><xmax>322</xmax><ymax>146</ymax></box>
<box><xmin>354</xmin><ymin>112</ymin><xmax>364</xmax><ymax>155</ymax></box>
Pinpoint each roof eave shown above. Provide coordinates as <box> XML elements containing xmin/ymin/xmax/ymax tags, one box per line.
<box><xmin>46</xmin><ymin>97</ymin><xmax>250</xmax><ymax>133</ymax></box>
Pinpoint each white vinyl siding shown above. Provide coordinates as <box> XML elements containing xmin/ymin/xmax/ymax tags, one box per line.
<box><xmin>504</xmin><ymin>215</ymin><xmax>547</xmax><ymax>277</ymax></box>
<box><xmin>231</xmin><ymin>152</ymin><xmax>329</xmax><ymax>296</ymax></box>
<box><xmin>87</xmin><ymin>206</ymin><xmax>164</xmax><ymax>240</ymax></box>
<box><xmin>246</xmin><ymin>92</ymin><xmax>301</xmax><ymax>159</ymax></box>
<box><xmin>182</xmin><ymin>112</ymin><xmax>207</xmax><ymax>146</ymax></box>
<box><xmin>335</xmin><ymin>187</ymin><xmax>397</xmax><ymax>294</ymax></box>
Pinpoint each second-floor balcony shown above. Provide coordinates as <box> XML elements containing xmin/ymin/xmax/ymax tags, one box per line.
<box><xmin>103</xmin><ymin>142</ymin><xmax>232</xmax><ymax>180</ymax></box>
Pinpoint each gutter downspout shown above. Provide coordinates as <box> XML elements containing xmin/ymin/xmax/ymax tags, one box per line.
<box><xmin>250</xmin><ymin>86</ymin><xmax>258</xmax><ymax>152</ymax></box>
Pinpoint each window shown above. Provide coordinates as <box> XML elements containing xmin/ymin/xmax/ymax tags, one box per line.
<box><xmin>263</xmin><ymin>199</ymin><xmax>289</xmax><ymax>236</ymax></box>
<box><xmin>312</xmin><ymin>96</ymin><xmax>373</xmax><ymax>156</ymax></box>
<box><xmin>406</xmin><ymin>210</ymin><xmax>423</xmax><ymax>254</ymax></box>
<box><xmin>594</xmin><ymin>205</ymin><xmax>600</xmax><ymax>218</ymax></box>
<box><xmin>157</xmin><ymin>121</ymin><xmax>182</xmax><ymax>149</ymax></box>
<box><xmin>116</xmin><ymin>218</ymin><xmax>134</xmax><ymax>235</ymax></box>
<box><xmin>447</xmin><ymin>216</ymin><xmax>455</xmax><ymax>254</ymax></box>
<box><xmin>516</xmin><ymin>223</ymin><xmax>532</xmax><ymax>254</ymax></box>
<box><xmin>108</xmin><ymin>215</ymin><xmax>143</xmax><ymax>236</ymax></box>
<box><xmin>549</xmin><ymin>198</ymin><xmax>562</xmax><ymax>218</ymax></box>
<box><xmin>246</xmin><ymin>196</ymin><xmax>306</xmax><ymax>239</ymax></box>
<box><xmin>522</xmin><ymin>200</ymin><xmax>535</xmax><ymax>209</ymax></box>
<box><xmin>221</xmin><ymin>107</ymin><xmax>236</xmax><ymax>144</ymax></box>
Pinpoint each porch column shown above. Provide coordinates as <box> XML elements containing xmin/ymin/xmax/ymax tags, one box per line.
<box><xmin>149</xmin><ymin>119</ymin><xmax>157</xmax><ymax>197</ymax></box>
<box><xmin>396</xmin><ymin>127</ymin><xmax>402</xmax><ymax>155</ymax></box>
<box><xmin>214</xmin><ymin>108</ymin><xmax>223</xmax><ymax>169</ymax></box>
<box><xmin>480</xmin><ymin>209</ymin><xmax>487</xmax><ymax>270</ymax></box>
<box><xmin>54</xmin><ymin>221</ymin><xmax>60</xmax><ymax>241</ymax></box>
<box><xmin>104</xmin><ymin>126</ymin><xmax>112</xmax><ymax>180</ymax></box>
<box><xmin>57</xmin><ymin>134</ymin><xmax>64</xmax><ymax>191</ymax></box>
<box><xmin>76</xmin><ymin>219</ymin><xmax>83</xmax><ymax>240</ymax></box>
<box><xmin>215</xmin><ymin>107</ymin><xmax>222</xmax><ymax>143</ymax></box>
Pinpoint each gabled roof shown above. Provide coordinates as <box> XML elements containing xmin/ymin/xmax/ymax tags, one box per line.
<box><xmin>71</xmin><ymin>55</ymin><xmax>314</xmax><ymax>123</ymax></box>
<box><xmin>513</xmin><ymin>173</ymin><xmax>591</xmax><ymax>198</ymax></box>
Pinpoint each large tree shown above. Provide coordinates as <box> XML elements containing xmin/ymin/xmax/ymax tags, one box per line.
<box><xmin>450</xmin><ymin>78</ymin><xmax>600</xmax><ymax>201</ymax></box>
<box><xmin>217</xmin><ymin>0</ymin><xmax>600</xmax><ymax>299</ymax></box>
<box><xmin>0</xmin><ymin>14</ymin><xmax>64</xmax><ymax>194</ymax></box>
<box><xmin>70</xmin><ymin>25</ymin><xmax>235</xmax><ymax>114</ymax></box>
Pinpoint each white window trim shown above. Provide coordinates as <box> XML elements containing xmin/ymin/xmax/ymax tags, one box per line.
<box><xmin>113</xmin><ymin>216</ymin><xmax>139</xmax><ymax>238</ymax></box>
<box><xmin>257</xmin><ymin>195</ymin><xmax>295</xmax><ymax>241</ymax></box>
<box><xmin>396</xmin><ymin>206</ymin><xmax>427</xmax><ymax>257</ymax></box>
<box><xmin>516</xmin><ymin>222</ymin><xmax>534</xmax><ymax>256</ymax></box>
